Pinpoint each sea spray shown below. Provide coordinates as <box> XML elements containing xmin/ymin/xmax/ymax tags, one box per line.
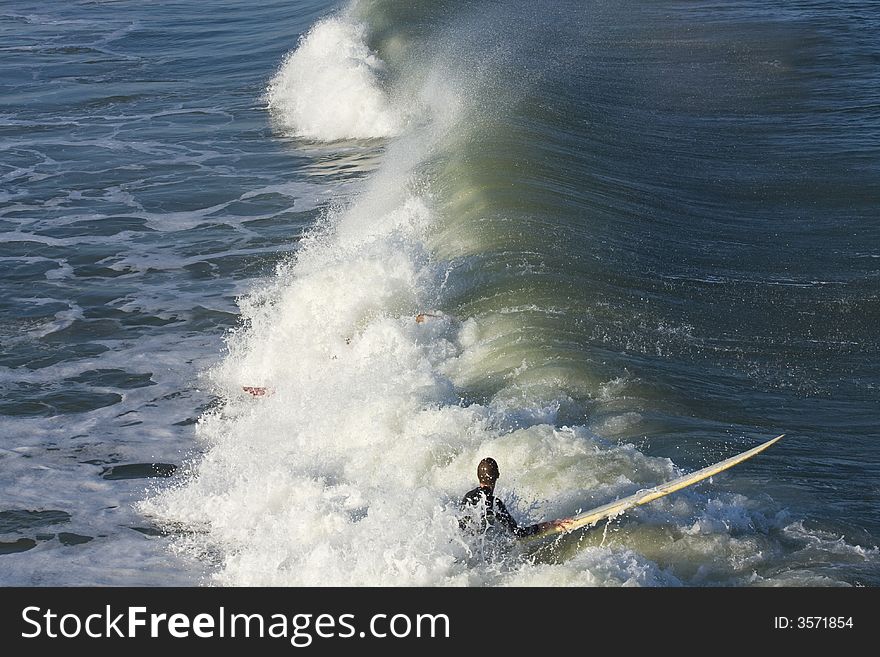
<box><xmin>266</xmin><ymin>14</ymin><xmax>400</xmax><ymax>140</ymax></box>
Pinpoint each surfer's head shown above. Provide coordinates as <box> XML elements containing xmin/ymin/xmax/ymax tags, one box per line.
<box><xmin>477</xmin><ymin>457</ymin><xmax>499</xmax><ymax>488</ymax></box>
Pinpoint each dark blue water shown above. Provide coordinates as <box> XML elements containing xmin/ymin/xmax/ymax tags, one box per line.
<box><xmin>1</xmin><ymin>0</ymin><xmax>877</xmax><ymax>586</ymax></box>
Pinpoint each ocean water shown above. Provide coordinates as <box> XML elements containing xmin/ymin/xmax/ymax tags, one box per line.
<box><xmin>1</xmin><ymin>0</ymin><xmax>877</xmax><ymax>586</ymax></box>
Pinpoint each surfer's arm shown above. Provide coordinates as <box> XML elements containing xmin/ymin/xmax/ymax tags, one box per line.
<box><xmin>516</xmin><ymin>518</ymin><xmax>574</xmax><ymax>538</ymax></box>
<box><xmin>533</xmin><ymin>519</ymin><xmax>573</xmax><ymax>534</ymax></box>
<box><xmin>458</xmin><ymin>489</ymin><xmax>482</xmax><ymax>531</ymax></box>
<box><xmin>494</xmin><ymin>499</ymin><xmax>561</xmax><ymax>537</ymax></box>
<box><xmin>491</xmin><ymin>498</ymin><xmax>517</xmax><ymax>533</ymax></box>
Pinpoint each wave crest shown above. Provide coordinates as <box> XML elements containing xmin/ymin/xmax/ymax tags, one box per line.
<box><xmin>266</xmin><ymin>16</ymin><xmax>400</xmax><ymax>141</ymax></box>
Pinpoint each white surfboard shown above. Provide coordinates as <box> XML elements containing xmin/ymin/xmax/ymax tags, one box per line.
<box><xmin>527</xmin><ymin>434</ymin><xmax>784</xmax><ymax>541</ymax></box>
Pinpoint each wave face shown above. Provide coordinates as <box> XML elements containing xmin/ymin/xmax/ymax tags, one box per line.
<box><xmin>140</xmin><ymin>0</ymin><xmax>880</xmax><ymax>586</ymax></box>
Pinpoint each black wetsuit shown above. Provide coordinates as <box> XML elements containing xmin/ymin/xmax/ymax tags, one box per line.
<box><xmin>459</xmin><ymin>486</ymin><xmax>541</xmax><ymax>538</ymax></box>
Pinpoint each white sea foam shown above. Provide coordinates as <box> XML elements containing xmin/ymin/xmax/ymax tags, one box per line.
<box><xmin>143</xmin><ymin>75</ymin><xmax>630</xmax><ymax>583</ymax></box>
<box><xmin>266</xmin><ymin>15</ymin><xmax>401</xmax><ymax>141</ymax></box>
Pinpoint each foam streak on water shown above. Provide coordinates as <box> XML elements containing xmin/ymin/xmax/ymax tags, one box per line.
<box><xmin>0</xmin><ymin>0</ymin><xmax>343</xmax><ymax>585</ymax></box>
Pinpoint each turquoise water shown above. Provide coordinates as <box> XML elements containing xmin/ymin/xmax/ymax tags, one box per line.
<box><xmin>1</xmin><ymin>0</ymin><xmax>877</xmax><ymax>586</ymax></box>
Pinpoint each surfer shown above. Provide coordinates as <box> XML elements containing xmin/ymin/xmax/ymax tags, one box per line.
<box><xmin>460</xmin><ymin>457</ymin><xmax>571</xmax><ymax>538</ymax></box>
<box><xmin>415</xmin><ymin>312</ymin><xmax>443</xmax><ymax>323</ymax></box>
